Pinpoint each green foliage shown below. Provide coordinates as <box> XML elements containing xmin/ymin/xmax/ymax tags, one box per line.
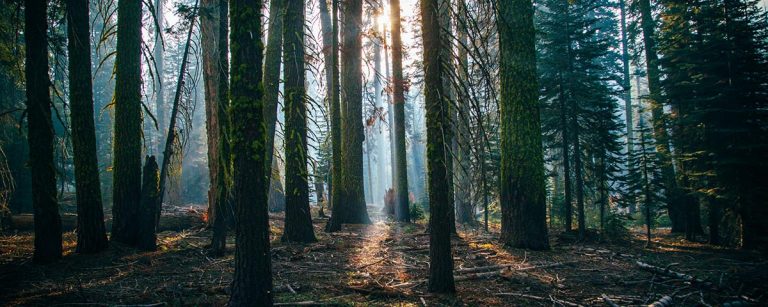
<box><xmin>657</xmin><ymin>0</ymin><xmax>768</xmax><ymax>246</ymax></box>
<box><xmin>603</xmin><ymin>213</ymin><xmax>631</xmax><ymax>244</ymax></box>
<box><xmin>536</xmin><ymin>0</ymin><xmax>626</xmax><ymax>231</ymax></box>
<box><xmin>409</xmin><ymin>201</ymin><xmax>425</xmax><ymax>221</ymax></box>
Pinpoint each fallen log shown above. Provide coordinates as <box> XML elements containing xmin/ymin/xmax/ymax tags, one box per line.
<box><xmin>9</xmin><ymin>213</ymin><xmax>204</xmax><ymax>232</ymax></box>
<box><xmin>455</xmin><ymin>261</ymin><xmax>580</xmax><ymax>276</ymax></box>
<box><xmin>636</xmin><ymin>261</ymin><xmax>713</xmax><ymax>288</ymax></box>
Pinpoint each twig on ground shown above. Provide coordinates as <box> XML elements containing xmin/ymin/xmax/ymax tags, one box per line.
<box><xmin>601</xmin><ymin>294</ymin><xmax>620</xmax><ymax>307</ymax></box>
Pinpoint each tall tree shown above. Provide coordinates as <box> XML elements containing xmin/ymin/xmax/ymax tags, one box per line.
<box><xmin>112</xmin><ymin>0</ymin><xmax>143</xmax><ymax>245</ymax></box>
<box><xmin>201</xmin><ymin>0</ymin><xmax>230</xmax><ymax>255</ymax></box>
<box><xmin>498</xmin><ymin>0</ymin><xmax>549</xmax><ymax>250</ymax></box>
<box><xmin>637</xmin><ymin>0</ymin><xmax>685</xmax><ymax>233</ymax></box>
<box><xmin>25</xmin><ymin>0</ymin><xmax>62</xmax><ymax>263</ymax></box>
<box><xmin>619</xmin><ymin>0</ymin><xmax>633</xmax><ymax>198</ymax></box>
<box><xmin>438</xmin><ymin>0</ymin><xmax>457</xmax><ymax>234</ymax></box>
<box><xmin>281</xmin><ymin>0</ymin><xmax>317</xmax><ymax>243</ymax></box>
<box><xmin>390</xmin><ymin>0</ymin><xmax>410</xmax><ymax>223</ymax></box>
<box><xmin>66</xmin><ymin>0</ymin><xmax>108</xmax><ymax>253</ymax></box>
<box><xmin>228</xmin><ymin>0</ymin><xmax>273</xmax><ymax>304</ymax></box>
<box><xmin>154</xmin><ymin>0</ymin><xmax>165</xmax><ymax>156</ymax></box>
<box><xmin>421</xmin><ymin>0</ymin><xmax>455</xmax><ymax>293</ymax></box>
<box><xmin>263</xmin><ymin>0</ymin><xmax>283</xmax><ymax>176</ymax></box>
<box><xmin>330</xmin><ymin>0</ymin><xmax>371</xmax><ymax>229</ymax></box>
<box><xmin>325</xmin><ymin>0</ymin><xmax>345</xmax><ymax>232</ymax></box>
<box><xmin>202</xmin><ymin>0</ymin><xmax>221</xmax><ymax>229</ymax></box>
<box><xmin>453</xmin><ymin>0</ymin><xmax>472</xmax><ymax>225</ymax></box>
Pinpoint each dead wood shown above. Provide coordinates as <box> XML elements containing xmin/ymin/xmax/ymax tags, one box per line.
<box><xmin>601</xmin><ymin>294</ymin><xmax>620</xmax><ymax>307</ymax></box>
<box><xmin>497</xmin><ymin>292</ymin><xmax>583</xmax><ymax>307</ymax></box>
<box><xmin>636</xmin><ymin>261</ymin><xmax>713</xmax><ymax>288</ymax></box>
<box><xmin>647</xmin><ymin>295</ymin><xmax>673</xmax><ymax>307</ymax></box>
<box><xmin>9</xmin><ymin>213</ymin><xmax>204</xmax><ymax>232</ymax></box>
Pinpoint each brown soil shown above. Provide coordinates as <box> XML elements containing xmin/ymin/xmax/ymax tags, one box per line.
<box><xmin>1</xmin><ymin>211</ymin><xmax>766</xmax><ymax>306</ymax></box>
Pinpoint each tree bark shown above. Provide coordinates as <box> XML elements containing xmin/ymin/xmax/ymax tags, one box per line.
<box><xmin>339</xmin><ymin>0</ymin><xmax>371</xmax><ymax>225</ymax></box>
<box><xmin>201</xmin><ymin>0</ymin><xmax>230</xmax><ymax>256</ymax></box>
<box><xmin>228</xmin><ymin>0</ymin><xmax>273</xmax><ymax>305</ymax></box>
<box><xmin>137</xmin><ymin>156</ymin><xmax>159</xmax><ymax>251</ymax></box>
<box><xmin>453</xmin><ymin>0</ymin><xmax>472</xmax><ymax>226</ymax></box>
<box><xmin>202</xmin><ymin>0</ymin><xmax>221</xmax><ymax>228</ymax></box>
<box><xmin>263</xmin><ymin>0</ymin><xmax>283</xmax><ymax>173</ymax></box>
<box><xmin>572</xmin><ymin>111</ymin><xmax>586</xmax><ymax>240</ymax></box>
<box><xmin>421</xmin><ymin>0</ymin><xmax>455</xmax><ymax>293</ymax></box>
<box><xmin>281</xmin><ymin>0</ymin><xmax>317</xmax><ymax>243</ymax></box>
<box><xmin>390</xmin><ymin>0</ymin><xmax>410</xmax><ymax>223</ymax></box>
<box><xmin>638</xmin><ymin>0</ymin><xmax>682</xmax><ymax>233</ymax></box>
<box><xmin>25</xmin><ymin>0</ymin><xmax>62</xmax><ymax>263</ymax></box>
<box><xmin>497</xmin><ymin>0</ymin><xmax>549</xmax><ymax>250</ymax></box>
<box><xmin>66</xmin><ymin>0</ymin><xmax>109</xmax><ymax>254</ymax></box>
<box><xmin>325</xmin><ymin>0</ymin><xmax>345</xmax><ymax>232</ymax></box>
<box><xmin>112</xmin><ymin>0</ymin><xmax>143</xmax><ymax>246</ymax></box>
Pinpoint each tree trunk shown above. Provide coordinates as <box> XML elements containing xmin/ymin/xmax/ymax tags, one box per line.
<box><xmin>453</xmin><ymin>0</ymin><xmax>472</xmax><ymax>226</ymax></box>
<box><xmin>155</xmin><ymin>0</ymin><xmax>165</xmax><ymax>158</ymax></box>
<box><xmin>497</xmin><ymin>0</ymin><xmax>549</xmax><ymax>251</ymax></box>
<box><xmin>421</xmin><ymin>0</ymin><xmax>455</xmax><ymax>293</ymax></box>
<box><xmin>228</xmin><ymin>0</ymin><xmax>273</xmax><ymax>305</ymax></box>
<box><xmin>202</xmin><ymin>0</ymin><xmax>221</xmax><ymax>228</ymax></box>
<box><xmin>325</xmin><ymin>0</ymin><xmax>345</xmax><ymax>232</ymax></box>
<box><xmin>112</xmin><ymin>0</ymin><xmax>143</xmax><ymax>246</ymax></box>
<box><xmin>339</xmin><ymin>0</ymin><xmax>371</xmax><ymax>225</ymax></box>
<box><xmin>438</xmin><ymin>0</ymin><xmax>456</xmax><ymax>235</ymax></box>
<box><xmin>619</xmin><ymin>0</ymin><xmax>634</xmax><ymax>215</ymax></box>
<box><xmin>390</xmin><ymin>0</ymin><xmax>410</xmax><ymax>223</ymax></box>
<box><xmin>264</xmin><ymin>0</ymin><xmax>283</xmax><ymax>174</ymax></box>
<box><xmin>558</xmin><ymin>72</ymin><xmax>573</xmax><ymax>232</ymax></box>
<box><xmin>201</xmin><ymin>0</ymin><xmax>230</xmax><ymax>256</ymax></box>
<box><xmin>137</xmin><ymin>156</ymin><xmax>159</xmax><ymax>251</ymax></box>
<box><xmin>25</xmin><ymin>0</ymin><xmax>62</xmax><ymax>263</ymax></box>
<box><xmin>572</xmin><ymin>112</ymin><xmax>586</xmax><ymax>240</ymax></box>
<box><xmin>638</xmin><ymin>0</ymin><xmax>682</xmax><ymax>233</ymax></box>
<box><xmin>281</xmin><ymin>0</ymin><xmax>316</xmax><ymax>243</ymax></box>
<box><xmin>66</xmin><ymin>0</ymin><xmax>109</xmax><ymax>254</ymax></box>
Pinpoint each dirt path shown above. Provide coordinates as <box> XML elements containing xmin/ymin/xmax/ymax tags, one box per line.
<box><xmin>1</xmin><ymin>212</ymin><xmax>766</xmax><ymax>306</ymax></box>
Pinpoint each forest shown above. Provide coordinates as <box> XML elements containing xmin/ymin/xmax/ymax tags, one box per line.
<box><xmin>0</xmin><ymin>0</ymin><xmax>767</xmax><ymax>305</ymax></box>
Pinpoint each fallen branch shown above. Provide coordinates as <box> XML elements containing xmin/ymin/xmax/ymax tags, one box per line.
<box><xmin>393</xmin><ymin>261</ymin><xmax>579</xmax><ymax>287</ymax></box>
<box><xmin>648</xmin><ymin>295</ymin><xmax>673</xmax><ymax>307</ymax></box>
<box><xmin>497</xmin><ymin>292</ymin><xmax>583</xmax><ymax>307</ymax></box>
<box><xmin>601</xmin><ymin>294</ymin><xmax>620</xmax><ymax>307</ymax></box>
<box><xmin>636</xmin><ymin>261</ymin><xmax>713</xmax><ymax>288</ymax></box>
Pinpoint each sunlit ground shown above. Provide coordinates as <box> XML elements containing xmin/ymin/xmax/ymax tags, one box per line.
<box><xmin>1</xmin><ymin>210</ymin><xmax>766</xmax><ymax>306</ymax></box>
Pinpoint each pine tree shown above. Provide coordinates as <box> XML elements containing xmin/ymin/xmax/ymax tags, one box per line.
<box><xmin>112</xmin><ymin>0</ymin><xmax>143</xmax><ymax>245</ymax></box>
<box><xmin>25</xmin><ymin>0</ymin><xmax>62</xmax><ymax>263</ymax></box>
<box><xmin>422</xmin><ymin>0</ymin><xmax>455</xmax><ymax>293</ymax></box>
<box><xmin>331</xmin><ymin>0</ymin><xmax>371</xmax><ymax>229</ymax></box>
<box><xmin>635</xmin><ymin>0</ymin><xmax>688</xmax><ymax>234</ymax></box>
<box><xmin>201</xmin><ymin>0</ymin><xmax>230</xmax><ymax>256</ymax></box>
<box><xmin>498</xmin><ymin>0</ymin><xmax>549</xmax><ymax>250</ymax></box>
<box><xmin>66</xmin><ymin>0</ymin><xmax>109</xmax><ymax>253</ymax></box>
<box><xmin>390</xmin><ymin>0</ymin><xmax>410</xmax><ymax>223</ymax></box>
<box><xmin>228</xmin><ymin>0</ymin><xmax>273</xmax><ymax>304</ymax></box>
<box><xmin>281</xmin><ymin>0</ymin><xmax>316</xmax><ymax>243</ymax></box>
<box><xmin>537</xmin><ymin>0</ymin><xmax>623</xmax><ymax>237</ymax></box>
<box><xmin>658</xmin><ymin>0</ymin><xmax>768</xmax><ymax>249</ymax></box>
<box><xmin>626</xmin><ymin>119</ymin><xmax>665</xmax><ymax>245</ymax></box>
<box><xmin>325</xmin><ymin>0</ymin><xmax>345</xmax><ymax>233</ymax></box>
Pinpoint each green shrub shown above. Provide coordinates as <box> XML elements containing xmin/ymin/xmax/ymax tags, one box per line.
<box><xmin>603</xmin><ymin>213</ymin><xmax>631</xmax><ymax>243</ymax></box>
<box><xmin>410</xmin><ymin>202</ymin><xmax>425</xmax><ymax>221</ymax></box>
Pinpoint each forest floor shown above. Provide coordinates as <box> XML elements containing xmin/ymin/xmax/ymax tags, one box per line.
<box><xmin>1</xmin><ymin>206</ymin><xmax>767</xmax><ymax>306</ymax></box>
